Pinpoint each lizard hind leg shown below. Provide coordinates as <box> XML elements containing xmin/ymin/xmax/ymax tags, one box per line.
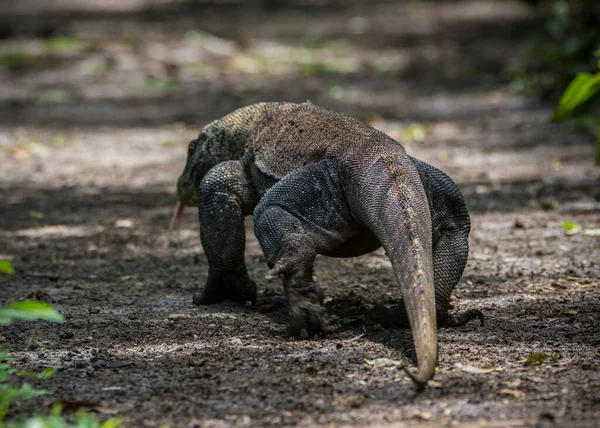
<box><xmin>255</xmin><ymin>204</ymin><xmax>329</xmax><ymax>339</ymax></box>
<box><xmin>253</xmin><ymin>159</ymin><xmax>356</xmax><ymax>339</ymax></box>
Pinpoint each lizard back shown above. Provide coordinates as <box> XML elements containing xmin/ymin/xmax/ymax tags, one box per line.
<box><xmin>248</xmin><ymin>102</ymin><xmax>404</xmax><ymax>179</ymax></box>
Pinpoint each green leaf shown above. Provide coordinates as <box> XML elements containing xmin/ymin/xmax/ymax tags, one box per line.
<box><xmin>552</xmin><ymin>72</ymin><xmax>600</xmax><ymax>121</ymax></box>
<box><xmin>402</xmin><ymin>123</ymin><xmax>426</xmax><ymax>143</ymax></box>
<box><xmin>0</xmin><ymin>364</ymin><xmax>15</xmax><ymax>382</ymax></box>
<box><xmin>45</xmin><ymin>35</ymin><xmax>83</xmax><ymax>53</ymax></box>
<box><xmin>523</xmin><ymin>352</ymin><xmax>558</xmax><ymax>366</ymax></box>
<box><xmin>100</xmin><ymin>416</ymin><xmax>124</xmax><ymax>428</ymax></box>
<box><xmin>562</xmin><ymin>221</ymin><xmax>581</xmax><ymax>235</ymax></box>
<box><xmin>0</xmin><ymin>51</ymin><xmax>34</xmax><ymax>72</ymax></box>
<box><xmin>0</xmin><ymin>301</ymin><xmax>64</xmax><ymax>325</ymax></box>
<box><xmin>553</xmin><ymin>309</ymin><xmax>578</xmax><ymax>317</ymax></box>
<box><xmin>15</xmin><ymin>383</ymin><xmax>48</xmax><ymax>401</ymax></box>
<box><xmin>28</xmin><ymin>210</ymin><xmax>44</xmax><ymax>220</ymax></box>
<box><xmin>37</xmin><ymin>367</ymin><xmax>57</xmax><ymax>380</ymax></box>
<box><xmin>0</xmin><ymin>261</ymin><xmax>14</xmax><ymax>275</ymax></box>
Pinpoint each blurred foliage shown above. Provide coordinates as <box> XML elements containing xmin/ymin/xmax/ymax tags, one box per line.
<box><xmin>0</xmin><ymin>260</ymin><xmax>15</xmax><ymax>276</ymax></box>
<box><xmin>28</xmin><ymin>210</ymin><xmax>45</xmax><ymax>220</ymax></box>
<box><xmin>552</xmin><ymin>70</ymin><xmax>600</xmax><ymax>121</ymax></box>
<box><xmin>0</xmin><ymin>52</ymin><xmax>34</xmax><ymax>73</ymax></box>
<box><xmin>44</xmin><ymin>36</ymin><xmax>84</xmax><ymax>54</ymax></box>
<box><xmin>139</xmin><ymin>77</ymin><xmax>181</xmax><ymax>93</ymax></box>
<box><xmin>561</xmin><ymin>220</ymin><xmax>582</xmax><ymax>234</ymax></box>
<box><xmin>327</xmin><ymin>84</ymin><xmax>344</xmax><ymax>100</ymax></box>
<box><xmin>36</xmin><ymin>89</ymin><xmax>72</xmax><ymax>105</ymax></box>
<box><xmin>511</xmin><ymin>0</ymin><xmax>599</xmax><ymax>98</ymax></box>
<box><xmin>402</xmin><ymin>124</ymin><xmax>426</xmax><ymax>144</ymax></box>
<box><xmin>0</xmin><ymin>301</ymin><xmax>62</xmax><ymax>422</ymax></box>
<box><xmin>10</xmin><ymin>404</ymin><xmax>122</xmax><ymax>428</ymax></box>
<box><xmin>514</xmin><ymin>0</ymin><xmax>600</xmax><ymax>163</ymax></box>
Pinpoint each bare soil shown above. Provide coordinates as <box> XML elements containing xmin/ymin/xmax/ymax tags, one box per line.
<box><xmin>1</xmin><ymin>1</ymin><xmax>599</xmax><ymax>427</ymax></box>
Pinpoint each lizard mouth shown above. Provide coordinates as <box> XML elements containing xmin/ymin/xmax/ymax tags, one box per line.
<box><xmin>180</xmin><ymin>197</ymin><xmax>198</xmax><ymax>207</ymax></box>
<box><xmin>176</xmin><ymin>180</ymin><xmax>200</xmax><ymax>207</ymax></box>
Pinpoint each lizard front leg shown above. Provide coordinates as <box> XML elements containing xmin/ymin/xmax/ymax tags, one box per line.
<box><xmin>193</xmin><ymin>161</ymin><xmax>258</xmax><ymax>305</ymax></box>
<box><xmin>253</xmin><ymin>159</ymin><xmax>356</xmax><ymax>338</ymax></box>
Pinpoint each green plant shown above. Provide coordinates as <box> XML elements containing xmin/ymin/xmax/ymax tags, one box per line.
<box><xmin>0</xmin><ymin>260</ymin><xmax>15</xmax><ymax>276</ymax></box>
<box><xmin>522</xmin><ymin>352</ymin><xmax>559</xmax><ymax>366</ymax></box>
<box><xmin>0</xmin><ymin>301</ymin><xmax>64</xmax><ymax>326</ymax></box>
<box><xmin>0</xmin><ymin>301</ymin><xmax>64</xmax><ymax>422</ymax></box>
<box><xmin>561</xmin><ymin>220</ymin><xmax>582</xmax><ymax>234</ymax></box>
<box><xmin>13</xmin><ymin>403</ymin><xmax>122</xmax><ymax>428</ymax></box>
<box><xmin>552</xmin><ymin>66</ymin><xmax>600</xmax><ymax>163</ymax></box>
<box><xmin>0</xmin><ymin>52</ymin><xmax>34</xmax><ymax>72</ymax></box>
<box><xmin>0</xmin><ymin>351</ymin><xmax>55</xmax><ymax>422</ymax></box>
<box><xmin>0</xmin><ymin>301</ymin><xmax>121</xmax><ymax>426</ymax></box>
<box><xmin>44</xmin><ymin>36</ymin><xmax>83</xmax><ymax>54</ymax></box>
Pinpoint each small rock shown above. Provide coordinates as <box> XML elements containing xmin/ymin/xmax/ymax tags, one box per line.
<box><xmin>114</xmin><ymin>219</ymin><xmax>134</xmax><ymax>228</ymax></box>
<box><xmin>167</xmin><ymin>313</ymin><xmax>191</xmax><ymax>320</ymax></box>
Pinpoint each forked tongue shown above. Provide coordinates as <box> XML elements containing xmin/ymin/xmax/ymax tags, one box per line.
<box><xmin>168</xmin><ymin>201</ymin><xmax>185</xmax><ymax>245</ymax></box>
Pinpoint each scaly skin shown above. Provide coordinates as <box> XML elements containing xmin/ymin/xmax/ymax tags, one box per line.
<box><xmin>176</xmin><ymin>102</ymin><xmax>482</xmax><ymax>386</ymax></box>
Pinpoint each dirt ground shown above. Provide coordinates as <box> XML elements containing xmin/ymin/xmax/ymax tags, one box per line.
<box><xmin>1</xmin><ymin>1</ymin><xmax>599</xmax><ymax>427</ymax></box>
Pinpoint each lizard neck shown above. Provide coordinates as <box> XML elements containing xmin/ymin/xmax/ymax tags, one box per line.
<box><xmin>209</xmin><ymin>102</ymin><xmax>277</xmax><ymax>161</ymax></box>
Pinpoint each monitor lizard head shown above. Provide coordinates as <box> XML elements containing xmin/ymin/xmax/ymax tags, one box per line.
<box><xmin>176</xmin><ymin>129</ymin><xmax>213</xmax><ymax>207</ymax></box>
<box><xmin>176</xmin><ymin>102</ymin><xmax>276</xmax><ymax>207</ymax></box>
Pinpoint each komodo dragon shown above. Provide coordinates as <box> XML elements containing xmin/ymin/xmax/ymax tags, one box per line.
<box><xmin>173</xmin><ymin>101</ymin><xmax>483</xmax><ymax>386</ymax></box>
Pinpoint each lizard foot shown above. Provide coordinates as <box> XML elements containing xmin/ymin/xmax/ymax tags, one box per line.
<box><xmin>367</xmin><ymin>304</ymin><xmax>409</xmax><ymax>328</ymax></box>
<box><xmin>193</xmin><ymin>269</ymin><xmax>257</xmax><ymax>306</ymax></box>
<box><xmin>444</xmin><ymin>309</ymin><xmax>484</xmax><ymax>327</ymax></box>
<box><xmin>287</xmin><ymin>285</ymin><xmax>330</xmax><ymax>339</ymax></box>
<box><xmin>368</xmin><ymin>305</ymin><xmax>485</xmax><ymax>329</ymax></box>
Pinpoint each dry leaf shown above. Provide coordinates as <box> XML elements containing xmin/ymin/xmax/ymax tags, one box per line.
<box><xmin>455</xmin><ymin>363</ymin><xmax>495</xmax><ymax>374</ymax></box>
<box><xmin>500</xmin><ymin>389</ymin><xmax>525</xmax><ymax>399</ymax></box>
<box><xmin>412</xmin><ymin>411</ymin><xmax>432</xmax><ymax>420</ymax></box>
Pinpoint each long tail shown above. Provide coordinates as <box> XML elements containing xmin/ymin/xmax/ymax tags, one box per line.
<box><xmin>345</xmin><ymin>151</ymin><xmax>437</xmax><ymax>386</ymax></box>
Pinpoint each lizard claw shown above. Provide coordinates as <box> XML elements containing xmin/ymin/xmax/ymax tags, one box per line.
<box><xmin>289</xmin><ymin>300</ymin><xmax>331</xmax><ymax>339</ymax></box>
<box><xmin>287</xmin><ymin>284</ymin><xmax>330</xmax><ymax>339</ymax></box>
<box><xmin>445</xmin><ymin>309</ymin><xmax>484</xmax><ymax>327</ymax></box>
<box><xmin>193</xmin><ymin>269</ymin><xmax>257</xmax><ymax>306</ymax></box>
